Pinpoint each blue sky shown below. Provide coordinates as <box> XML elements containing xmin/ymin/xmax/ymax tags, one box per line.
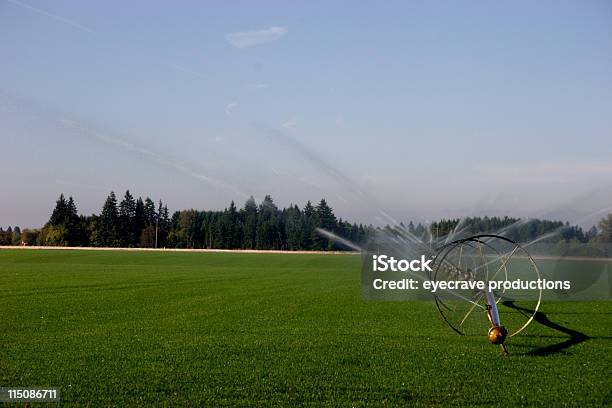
<box><xmin>1</xmin><ymin>0</ymin><xmax>611</xmax><ymax>227</ymax></box>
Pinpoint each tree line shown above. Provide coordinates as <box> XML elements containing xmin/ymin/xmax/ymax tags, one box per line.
<box><xmin>2</xmin><ymin>191</ymin><xmax>371</xmax><ymax>250</ymax></box>
<box><xmin>166</xmin><ymin>195</ymin><xmax>371</xmax><ymax>250</ymax></box>
<box><xmin>1</xmin><ymin>191</ymin><xmax>611</xmax><ymax>249</ymax></box>
<box><xmin>425</xmin><ymin>216</ymin><xmax>600</xmax><ymax>243</ymax></box>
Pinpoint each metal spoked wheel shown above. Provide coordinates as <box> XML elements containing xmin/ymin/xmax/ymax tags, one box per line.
<box><xmin>431</xmin><ymin>234</ymin><xmax>542</xmax><ymax>338</ymax></box>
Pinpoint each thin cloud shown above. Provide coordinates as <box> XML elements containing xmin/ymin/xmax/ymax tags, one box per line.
<box><xmin>7</xmin><ymin>0</ymin><xmax>94</xmax><ymax>33</ymax></box>
<box><xmin>225</xmin><ymin>26</ymin><xmax>288</xmax><ymax>49</ymax></box>
<box><xmin>224</xmin><ymin>102</ymin><xmax>238</xmax><ymax>115</ymax></box>
<box><xmin>282</xmin><ymin>116</ymin><xmax>303</xmax><ymax>129</ymax></box>
<box><xmin>282</xmin><ymin>120</ymin><xmax>297</xmax><ymax>129</ymax></box>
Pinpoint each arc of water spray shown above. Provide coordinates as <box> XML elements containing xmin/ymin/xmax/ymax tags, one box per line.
<box><xmin>1</xmin><ymin>92</ymin><xmax>250</xmax><ymax>200</ymax></box>
<box><xmin>61</xmin><ymin>118</ymin><xmax>251</xmax><ymax>200</ymax></box>
<box><xmin>7</xmin><ymin>0</ymin><xmax>95</xmax><ymax>33</ymax></box>
<box><xmin>466</xmin><ymin>204</ymin><xmax>612</xmax><ymax>278</ymax></box>
<box><xmin>315</xmin><ymin>228</ymin><xmax>362</xmax><ymax>251</ymax></box>
<box><xmin>263</xmin><ymin>127</ymin><xmax>612</xmax><ymax>311</ymax></box>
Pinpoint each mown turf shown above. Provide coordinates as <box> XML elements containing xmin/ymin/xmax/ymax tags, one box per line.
<box><xmin>0</xmin><ymin>249</ymin><xmax>610</xmax><ymax>406</ymax></box>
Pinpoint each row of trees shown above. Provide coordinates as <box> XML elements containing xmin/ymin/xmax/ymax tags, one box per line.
<box><xmin>167</xmin><ymin>195</ymin><xmax>371</xmax><ymax>250</ymax></box>
<box><xmin>2</xmin><ymin>192</ymin><xmax>611</xmax><ymax>249</ymax></box>
<box><xmin>11</xmin><ymin>192</ymin><xmax>170</xmax><ymax>248</ymax></box>
<box><xmin>424</xmin><ymin>216</ymin><xmax>599</xmax><ymax>243</ymax></box>
<box><xmin>6</xmin><ymin>192</ymin><xmax>371</xmax><ymax>250</ymax></box>
<box><xmin>0</xmin><ymin>226</ymin><xmax>23</xmax><ymax>246</ymax></box>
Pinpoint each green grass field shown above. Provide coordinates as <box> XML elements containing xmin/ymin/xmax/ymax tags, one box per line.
<box><xmin>1</xmin><ymin>249</ymin><xmax>610</xmax><ymax>406</ymax></box>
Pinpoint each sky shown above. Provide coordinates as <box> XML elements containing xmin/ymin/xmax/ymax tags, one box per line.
<box><xmin>1</xmin><ymin>0</ymin><xmax>611</xmax><ymax>228</ymax></box>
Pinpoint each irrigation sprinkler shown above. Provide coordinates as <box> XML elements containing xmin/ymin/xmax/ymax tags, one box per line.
<box><xmin>431</xmin><ymin>234</ymin><xmax>542</xmax><ymax>355</ymax></box>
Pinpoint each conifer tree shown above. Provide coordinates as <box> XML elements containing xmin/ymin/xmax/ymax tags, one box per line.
<box><xmin>285</xmin><ymin>204</ymin><xmax>303</xmax><ymax>250</ymax></box>
<box><xmin>302</xmin><ymin>200</ymin><xmax>316</xmax><ymax>250</ymax></box>
<box><xmin>256</xmin><ymin>195</ymin><xmax>282</xmax><ymax>249</ymax></box>
<box><xmin>99</xmin><ymin>191</ymin><xmax>120</xmax><ymax>247</ymax></box>
<box><xmin>143</xmin><ymin>197</ymin><xmax>156</xmax><ymax>226</ymax></box>
<box><xmin>49</xmin><ymin>194</ymin><xmax>68</xmax><ymax>226</ymax></box>
<box><xmin>242</xmin><ymin>196</ymin><xmax>258</xmax><ymax>249</ymax></box>
<box><xmin>134</xmin><ymin>197</ymin><xmax>146</xmax><ymax>242</ymax></box>
<box><xmin>119</xmin><ymin>190</ymin><xmax>137</xmax><ymax>246</ymax></box>
<box><xmin>315</xmin><ymin>198</ymin><xmax>337</xmax><ymax>250</ymax></box>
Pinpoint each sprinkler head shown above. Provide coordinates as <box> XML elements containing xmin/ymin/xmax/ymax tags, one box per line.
<box><xmin>488</xmin><ymin>326</ymin><xmax>508</xmax><ymax>345</ymax></box>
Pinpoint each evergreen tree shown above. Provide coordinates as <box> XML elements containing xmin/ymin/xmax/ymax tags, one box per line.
<box><xmin>242</xmin><ymin>196</ymin><xmax>258</xmax><ymax>249</ymax></box>
<box><xmin>65</xmin><ymin>196</ymin><xmax>84</xmax><ymax>245</ymax></box>
<box><xmin>49</xmin><ymin>194</ymin><xmax>68</xmax><ymax>226</ymax></box>
<box><xmin>227</xmin><ymin>201</ymin><xmax>242</xmax><ymax>249</ymax></box>
<box><xmin>119</xmin><ymin>190</ymin><xmax>137</xmax><ymax>246</ymax></box>
<box><xmin>214</xmin><ymin>207</ymin><xmax>231</xmax><ymax>249</ymax></box>
<box><xmin>315</xmin><ymin>199</ymin><xmax>337</xmax><ymax>250</ymax></box>
<box><xmin>67</xmin><ymin>197</ymin><xmax>78</xmax><ymax>223</ymax></box>
<box><xmin>98</xmin><ymin>192</ymin><xmax>120</xmax><ymax>247</ymax></box>
<box><xmin>134</xmin><ymin>197</ymin><xmax>146</xmax><ymax>244</ymax></box>
<box><xmin>302</xmin><ymin>201</ymin><xmax>316</xmax><ymax>249</ymax></box>
<box><xmin>44</xmin><ymin>194</ymin><xmax>83</xmax><ymax>246</ymax></box>
<box><xmin>144</xmin><ymin>197</ymin><xmax>156</xmax><ymax>226</ymax></box>
<box><xmin>197</xmin><ymin>211</ymin><xmax>220</xmax><ymax>249</ymax></box>
<box><xmin>256</xmin><ymin>195</ymin><xmax>282</xmax><ymax>249</ymax></box>
<box><xmin>0</xmin><ymin>227</ymin><xmax>12</xmax><ymax>245</ymax></box>
<box><xmin>285</xmin><ymin>205</ymin><xmax>303</xmax><ymax>250</ymax></box>
<box><xmin>156</xmin><ymin>200</ymin><xmax>169</xmax><ymax>247</ymax></box>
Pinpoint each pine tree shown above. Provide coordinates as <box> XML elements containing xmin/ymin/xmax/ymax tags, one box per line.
<box><xmin>285</xmin><ymin>205</ymin><xmax>303</xmax><ymax>250</ymax></box>
<box><xmin>156</xmin><ymin>200</ymin><xmax>169</xmax><ymax>247</ymax></box>
<box><xmin>119</xmin><ymin>190</ymin><xmax>137</xmax><ymax>246</ymax></box>
<box><xmin>256</xmin><ymin>195</ymin><xmax>282</xmax><ymax>249</ymax></box>
<box><xmin>99</xmin><ymin>192</ymin><xmax>120</xmax><ymax>247</ymax></box>
<box><xmin>302</xmin><ymin>201</ymin><xmax>315</xmax><ymax>249</ymax></box>
<box><xmin>45</xmin><ymin>194</ymin><xmax>83</xmax><ymax>246</ymax></box>
<box><xmin>134</xmin><ymin>197</ymin><xmax>146</xmax><ymax>244</ymax></box>
<box><xmin>144</xmin><ymin>197</ymin><xmax>156</xmax><ymax>226</ymax></box>
<box><xmin>49</xmin><ymin>194</ymin><xmax>68</xmax><ymax>226</ymax></box>
<box><xmin>242</xmin><ymin>196</ymin><xmax>258</xmax><ymax>249</ymax></box>
<box><xmin>315</xmin><ymin>198</ymin><xmax>337</xmax><ymax>250</ymax></box>
<box><xmin>161</xmin><ymin>205</ymin><xmax>170</xmax><ymax>225</ymax></box>
<box><xmin>227</xmin><ymin>201</ymin><xmax>242</xmax><ymax>249</ymax></box>
<box><xmin>66</xmin><ymin>196</ymin><xmax>84</xmax><ymax>245</ymax></box>
<box><xmin>67</xmin><ymin>197</ymin><xmax>78</xmax><ymax>222</ymax></box>
<box><xmin>214</xmin><ymin>208</ymin><xmax>231</xmax><ymax>249</ymax></box>
<box><xmin>5</xmin><ymin>227</ymin><xmax>15</xmax><ymax>245</ymax></box>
